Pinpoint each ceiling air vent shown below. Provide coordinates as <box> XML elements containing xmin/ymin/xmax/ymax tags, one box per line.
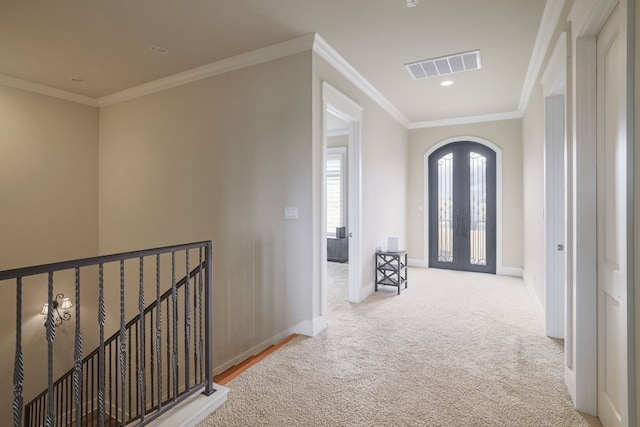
<box><xmin>405</xmin><ymin>50</ymin><xmax>481</xmax><ymax>80</ymax></box>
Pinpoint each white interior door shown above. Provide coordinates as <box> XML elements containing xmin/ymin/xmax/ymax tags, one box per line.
<box><xmin>544</xmin><ymin>94</ymin><xmax>566</xmax><ymax>339</ymax></box>
<box><xmin>596</xmin><ymin>5</ymin><xmax>628</xmax><ymax>426</ymax></box>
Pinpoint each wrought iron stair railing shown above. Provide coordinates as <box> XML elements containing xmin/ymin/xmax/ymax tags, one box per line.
<box><xmin>0</xmin><ymin>241</ymin><xmax>215</xmax><ymax>427</ymax></box>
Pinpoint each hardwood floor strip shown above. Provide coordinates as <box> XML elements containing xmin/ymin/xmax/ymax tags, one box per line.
<box><xmin>214</xmin><ymin>334</ymin><xmax>298</xmax><ymax>385</ymax></box>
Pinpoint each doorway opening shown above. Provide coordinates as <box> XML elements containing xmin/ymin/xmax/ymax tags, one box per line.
<box><xmin>427</xmin><ymin>141</ymin><xmax>497</xmax><ymax>274</ymax></box>
<box><xmin>326</xmin><ymin>111</ymin><xmax>350</xmax><ymax>306</ymax></box>
<box><xmin>321</xmin><ymin>83</ymin><xmax>363</xmax><ymax>324</ymax></box>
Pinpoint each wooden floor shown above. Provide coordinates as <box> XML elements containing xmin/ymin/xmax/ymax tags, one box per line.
<box><xmin>214</xmin><ymin>334</ymin><xmax>298</xmax><ymax>385</ymax></box>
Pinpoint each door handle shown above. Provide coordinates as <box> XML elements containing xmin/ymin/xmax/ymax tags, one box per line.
<box><xmin>349</xmin><ymin>232</ymin><xmax>353</xmax><ymax>238</ymax></box>
<box><xmin>557</xmin><ymin>244</ymin><xmax>564</xmax><ymax>251</ymax></box>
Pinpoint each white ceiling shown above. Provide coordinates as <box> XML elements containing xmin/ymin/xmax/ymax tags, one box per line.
<box><xmin>0</xmin><ymin>0</ymin><xmax>547</xmax><ymax>125</ymax></box>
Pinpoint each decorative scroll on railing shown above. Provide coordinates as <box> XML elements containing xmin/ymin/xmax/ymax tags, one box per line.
<box><xmin>0</xmin><ymin>241</ymin><xmax>214</xmax><ymax>427</ymax></box>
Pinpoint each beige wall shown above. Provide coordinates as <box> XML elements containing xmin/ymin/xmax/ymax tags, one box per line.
<box><xmin>99</xmin><ymin>51</ymin><xmax>313</xmax><ymax>369</ymax></box>
<box><xmin>522</xmin><ymin>84</ymin><xmax>545</xmax><ymax>310</ymax></box>
<box><xmin>407</xmin><ymin>120</ymin><xmax>523</xmax><ymax>270</ymax></box>
<box><xmin>0</xmin><ymin>86</ymin><xmax>99</xmax><ymax>269</ymax></box>
<box><xmin>0</xmin><ymin>86</ymin><xmax>99</xmax><ymax>417</ymax></box>
<box><xmin>312</xmin><ymin>53</ymin><xmax>408</xmax><ymax>312</ymax></box>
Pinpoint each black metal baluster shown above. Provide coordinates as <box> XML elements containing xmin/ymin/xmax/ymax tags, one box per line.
<box><xmin>165</xmin><ymin>298</ymin><xmax>171</xmax><ymax>400</ymax></box>
<box><xmin>119</xmin><ymin>260</ymin><xmax>126</xmax><ymax>427</ymax></box>
<box><xmin>109</xmin><ymin>343</ymin><xmax>114</xmax><ymax>421</ymax></box>
<box><xmin>133</xmin><ymin>323</ymin><xmax>138</xmax><ymax>417</ymax></box>
<box><xmin>13</xmin><ymin>277</ymin><xmax>24</xmax><ymax>427</ymax></box>
<box><xmin>198</xmin><ymin>248</ymin><xmax>204</xmax><ymax>383</ymax></box>
<box><xmin>150</xmin><ymin>309</ymin><xmax>155</xmax><ymax>410</ymax></box>
<box><xmin>138</xmin><ymin>256</ymin><xmax>146</xmax><ymax>421</ymax></box>
<box><xmin>66</xmin><ymin>374</ymin><xmax>70</xmax><ymax>426</ymax></box>
<box><xmin>46</xmin><ymin>271</ymin><xmax>55</xmax><ymax>427</ymax></box>
<box><xmin>55</xmin><ymin>382</ymin><xmax>59</xmax><ymax>427</ymax></box>
<box><xmin>61</xmin><ymin>377</ymin><xmax>65</xmax><ymax>426</ymax></box>
<box><xmin>155</xmin><ymin>254</ymin><xmax>163</xmax><ymax>412</ymax></box>
<box><xmin>83</xmin><ymin>358</ymin><xmax>88</xmax><ymax>422</ymax></box>
<box><xmin>171</xmin><ymin>251</ymin><xmax>178</xmax><ymax>400</ymax></box>
<box><xmin>193</xmin><ymin>251</ymin><xmax>200</xmax><ymax>383</ymax></box>
<box><xmin>90</xmin><ymin>355</ymin><xmax>94</xmax><ymax>422</ymax></box>
<box><xmin>184</xmin><ymin>250</ymin><xmax>191</xmax><ymax>391</ymax></box>
<box><xmin>98</xmin><ymin>263</ymin><xmax>105</xmax><ymax>427</ymax></box>
<box><xmin>38</xmin><ymin>398</ymin><xmax>42</xmax><ymax>427</ymax></box>
<box><xmin>71</xmin><ymin>267</ymin><xmax>83</xmax><ymax>427</ymax></box>
<box><xmin>128</xmin><ymin>327</ymin><xmax>133</xmax><ymax>420</ymax></box>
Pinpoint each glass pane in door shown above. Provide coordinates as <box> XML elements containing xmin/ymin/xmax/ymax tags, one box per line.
<box><xmin>437</xmin><ymin>153</ymin><xmax>453</xmax><ymax>262</ymax></box>
<box><xmin>469</xmin><ymin>151</ymin><xmax>487</xmax><ymax>265</ymax></box>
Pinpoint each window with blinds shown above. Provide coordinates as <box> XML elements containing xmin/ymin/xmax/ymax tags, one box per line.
<box><xmin>327</xmin><ymin>147</ymin><xmax>346</xmax><ymax>237</ymax></box>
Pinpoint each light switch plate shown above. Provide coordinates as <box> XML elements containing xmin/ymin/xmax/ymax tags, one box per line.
<box><xmin>284</xmin><ymin>207</ymin><xmax>298</xmax><ymax>220</ymax></box>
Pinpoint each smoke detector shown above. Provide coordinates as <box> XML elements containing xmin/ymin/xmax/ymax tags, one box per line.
<box><xmin>405</xmin><ymin>0</ymin><xmax>419</xmax><ymax>7</ymax></box>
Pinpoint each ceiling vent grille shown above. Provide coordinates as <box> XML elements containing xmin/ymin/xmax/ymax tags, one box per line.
<box><xmin>405</xmin><ymin>50</ymin><xmax>481</xmax><ymax>80</ymax></box>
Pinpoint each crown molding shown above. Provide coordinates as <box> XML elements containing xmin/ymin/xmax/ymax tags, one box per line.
<box><xmin>312</xmin><ymin>34</ymin><xmax>410</xmax><ymax>128</ymax></box>
<box><xmin>98</xmin><ymin>34</ymin><xmax>316</xmax><ymax>107</ymax></box>
<box><xmin>0</xmin><ymin>74</ymin><xmax>98</xmax><ymax>106</ymax></box>
<box><xmin>517</xmin><ymin>0</ymin><xmax>567</xmax><ymax>114</ymax></box>
<box><xmin>409</xmin><ymin>110</ymin><xmax>521</xmax><ymax>129</ymax></box>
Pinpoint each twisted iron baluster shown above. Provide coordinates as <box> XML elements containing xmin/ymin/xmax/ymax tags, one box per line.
<box><xmin>171</xmin><ymin>251</ymin><xmax>178</xmax><ymax>399</ymax></box>
<box><xmin>46</xmin><ymin>272</ymin><xmax>55</xmax><ymax>427</ymax></box>
<box><xmin>119</xmin><ymin>260</ymin><xmax>126</xmax><ymax>426</ymax></box>
<box><xmin>13</xmin><ymin>277</ymin><xmax>24</xmax><ymax>427</ymax></box>
<box><xmin>184</xmin><ymin>250</ymin><xmax>191</xmax><ymax>391</ymax></box>
<box><xmin>155</xmin><ymin>254</ymin><xmax>162</xmax><ymax>411</ymax></box>
<box><xmin>98</xmin><ymin>264</ymin><xmax>105</xmax><ymax>427</ymax></box>
<box><xmin>73</xmin><ymin>268</ymin><xmax>83</xmax><ymax>427</ymax></box>
<box><xmin>138</xmin><ymin>257</ymin><xmax>146</xmax><ymax>421</ymax></box>
<box><xmin>198</xmin><ymin>247</ymin><xmax>204</xmax><ymax>383</ymax></box>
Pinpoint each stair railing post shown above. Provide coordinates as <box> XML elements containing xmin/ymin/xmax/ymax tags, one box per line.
<box><xmin>203</xmin><ymin>241</ymin><xmax>215</xmax><ymax>396</ymax></box>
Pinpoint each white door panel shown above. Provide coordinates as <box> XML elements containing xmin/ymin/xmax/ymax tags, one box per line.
<box><xmin>596</xmin><ymin>4</ymin><xmax>627</xmax><ymax>427</ymax></box>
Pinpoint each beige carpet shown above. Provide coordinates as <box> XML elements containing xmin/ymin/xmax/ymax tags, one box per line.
<box><xmin>199</xmin><ymin>264</ymin><xmax>601</xmax><ymax>426</ymax></box>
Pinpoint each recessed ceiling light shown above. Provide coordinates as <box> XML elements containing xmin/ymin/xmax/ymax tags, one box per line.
<box><xmin>441</xmin><ymin>80</ymin><xmax>454</xmax><ymax>87</ymax></box>
<box><xmin>150</xmin><ymin>45</ymin><xmax>169</xmax><ymax>55</ymax></box>
<box><xmin>405</xmin><ymin>0</ymin><xmax>419</xmax><ymax>7</ymax></box>
<box><xmin>69</xmin><ymin>77</ymin><xmax>86</xmax><ymax>84</ymax></box>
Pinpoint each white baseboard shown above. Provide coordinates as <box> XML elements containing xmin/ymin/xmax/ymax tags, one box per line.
<box><xmin>407</xmin><ymin>258</ymin><xmax>427</xmax><ymax>268</ymax></box>
<box><xmin>291</xmin><ymin>316</ymin><xmax>327</xmax><ymax>337</ymax></box>
<box><xmin>149</xmin><ymin>385</ymin><xmax>229</xmax><ymax>427</ymax></box>
<box><xmin>358</xmin><ymin>282</ymin><xmax>375</xmax><ymax>302</ymax></box>
<box><xmin>497</xmin><ymin>266</ymin><xmax>524</xmax><ymax>277</ymax></box>
<box><xmin>522</xmin><ymin>273</ymin><xmax>545</xmax><ymax>326</ymax></box>
<box><xmin>214</xmin><ymin>324</ymin><xmax>302</xmax><ymax>374</ymax></box>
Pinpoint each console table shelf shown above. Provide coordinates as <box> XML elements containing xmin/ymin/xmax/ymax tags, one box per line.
<box><xmin>375</xmin><ymin>251</ymin><xmax>407</xmax><ymax>295</ymax></box>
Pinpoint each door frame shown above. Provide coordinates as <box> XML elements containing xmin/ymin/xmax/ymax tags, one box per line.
<box><xmin>569</xmin><ymin>0</ymin><xmax>635</xmax><ymax>422</ymax></box>
<box><xmin>321</xmin><ymin>83</ymin><xmax>363</xmax><ymax>317</ymax></box>
<box><xmin>423</xmin><ymin>136</ymin><xmax>506</xmax><ymax>274</ymax></box>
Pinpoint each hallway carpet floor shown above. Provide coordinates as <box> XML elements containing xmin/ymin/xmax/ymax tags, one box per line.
<box><xmin>199</xmin><ymin>264</ymin><xmax>601</xmax><ymax>426</ymax></box>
